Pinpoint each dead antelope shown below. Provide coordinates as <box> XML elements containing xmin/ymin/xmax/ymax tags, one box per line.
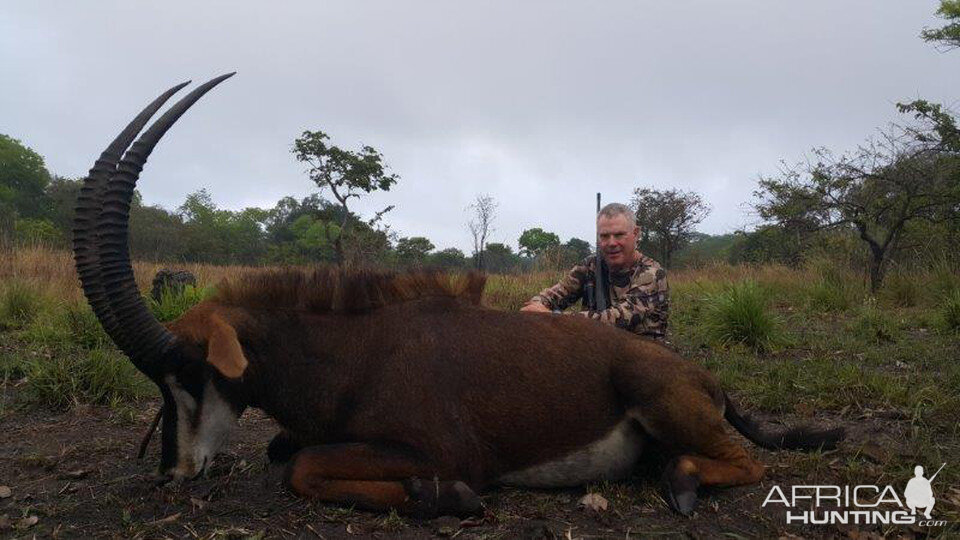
<box><xmin>72</xmin><ymin>74</ymin><xmax>843</xmax><ymax>517</ymax></box>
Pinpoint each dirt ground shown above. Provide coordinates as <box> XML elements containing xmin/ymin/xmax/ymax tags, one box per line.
<box><xmin>0</xmin><ymin>396</ymin><xmax>953</xmax><ymax>539</ymax></box>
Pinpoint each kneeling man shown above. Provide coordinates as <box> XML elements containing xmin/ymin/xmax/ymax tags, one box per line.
<box><xmin>521</xmin><ymin>203</ymin><xmax>669</xmax><ymax>341</ymax></box>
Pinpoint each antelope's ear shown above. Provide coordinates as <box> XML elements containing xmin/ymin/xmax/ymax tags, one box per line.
<box><xmin>205</xmin><ymin>314</ymin><xmax>249</xmax><ymax>379</ymax></box>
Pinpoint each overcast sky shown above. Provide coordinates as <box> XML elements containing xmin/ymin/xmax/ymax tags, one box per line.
<box><xmin>2</xmin><ymin>1</ymin><xmax>958</xmax><ymax>253</ymax></box>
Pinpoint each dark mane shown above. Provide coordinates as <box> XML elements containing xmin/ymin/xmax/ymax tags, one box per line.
<box><xmin>211</xmin><ymin>267</ymin><xmax>487</xmax><ymax>314</ymax></box>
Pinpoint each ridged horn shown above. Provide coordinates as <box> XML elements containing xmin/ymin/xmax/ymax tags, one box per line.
<box><xmin>95</xmin><ymin>73</ymin><xmax>235</xmax><ymax>377</ymax></box>
<box><xmin>73</xmin><ymin>81</ymin><xmax>190</xmax><ymax>341</ymax></box>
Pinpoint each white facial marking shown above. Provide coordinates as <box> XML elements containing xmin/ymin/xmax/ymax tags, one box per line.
<box><xmin>163</xmin><ymin>375</ymin><xmax>239</xmax><ymax>478</ymax></box>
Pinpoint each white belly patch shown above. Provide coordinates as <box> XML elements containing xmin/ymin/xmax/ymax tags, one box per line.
<box><xmin>497</xmin><ymin>419</ymin><xmax>643</xmax><ymax>488</ymax></box>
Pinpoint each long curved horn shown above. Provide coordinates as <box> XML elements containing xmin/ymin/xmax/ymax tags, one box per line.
<box><xmin>74</xmin><ymin>82</ymin><xmax>190</xmax><ymax>340</ymax></box>
<box><xmin>96</xmin><ymin>73</ymin><xmax>236</xmax><ymax>376</ymax></box>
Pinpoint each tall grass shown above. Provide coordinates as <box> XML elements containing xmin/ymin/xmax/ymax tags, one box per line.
<box><xmin>802</xmin><ymin>258</ymin><xmax>865</xmax><ymax>312</ymax></box>
<box><xmin>701</xmin><ymin>280</ymin><xmax>783</xmax><ymax>353</ymax></box>
<box><xmin>879</xmin><ymin>271</ymin><xmax>920</xmax><ymax>308</ymax></box>
<box><xmin>0</xmin><ymin>280</ymin><xmax>45</xmax><ymax>328</ymax></box>
<box><xmin>939</xmin><ymin>289</ymin><xmax>960</xmax><ymax>333</ymax></box>
<box><xmin>23</xmin><ymin>348</ymin><xmax>153</xmax><ymax>409</ymax></box>
<box><xmin>848</xmin><ymin>299</ymin><xmax>898</xmax><ymax>343</ymax></box>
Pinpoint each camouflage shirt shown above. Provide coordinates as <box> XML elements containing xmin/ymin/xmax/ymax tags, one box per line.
<box><xmin>530</xmin><ymin>253</ymin><xmax>669</xmax><ymax>340</ymax></box>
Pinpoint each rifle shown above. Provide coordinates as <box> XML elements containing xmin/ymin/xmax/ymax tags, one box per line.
<box><xmin>585</xmin><ymin>193</ymin><xmax>611</xmax><ymax>311</ymax></box>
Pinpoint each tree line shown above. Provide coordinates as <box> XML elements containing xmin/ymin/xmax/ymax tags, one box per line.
<box><xmin>2</xmin><ymin>2</ymin><xmax>958</xmax><ymax>289</ymax></box>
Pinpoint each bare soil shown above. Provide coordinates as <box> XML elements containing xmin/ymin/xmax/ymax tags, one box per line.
<box><xmin>0</xmin><ymin>396</ymin><xmax>949</xmax><ymax>539</ymax></box>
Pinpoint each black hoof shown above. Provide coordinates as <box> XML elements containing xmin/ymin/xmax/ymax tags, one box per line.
<box><xmin>662</xmin><ymin>460</ymin><xmax>700</xmax><ymax>516</ymax></box>
<box><xmin>403</xmin><ymin>477</ymin><xmax>482</xmax><ymax>518</ymax></box>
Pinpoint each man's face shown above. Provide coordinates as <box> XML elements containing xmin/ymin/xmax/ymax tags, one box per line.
<box><xmin>598</xmin><ymin>214</ymin><xmax>639</xmax><ymax>270</ymax></box>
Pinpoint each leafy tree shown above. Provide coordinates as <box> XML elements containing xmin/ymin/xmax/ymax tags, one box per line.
<box><xmin>921</xmin><ymin>0</ymin><xmax>960</xmax><ymax>50</ymax></box>
<box><xmin>293</xmin><ymin>130</ymin><xmax>399</xmax><ymax>265</ymax></box>
<box><xmin>466</xmin><ymin>194</ymin><xmax>497</xmax><ymax>270</ymax></box>
<box><xmin>631</xmin><ymin>188</ymin><xmax>711</xmax><ymax>267</ymax></box>
<box><xmin>0</xmin><ymin>134</ymin><xmax>52</xmax><ymax>225</ymax></box>
<box><xmin>396</xmin><ymin>236</ymin><xmax>435</xmax><ymax>266</ymax></box>
<box><xmin>755</xmin><ymin>108</ymin><xmax>960</xmax><ymax>291</ymax></box>
<box><xmin>564</xmin><ymin>237</ymin><xmax>592</xmax><ymax>260</ymax></box>
<box><xmin>728</xmin><ymin>226</ymin><xmax>805</xmax><ymax>266</ymax></box>
<box><xmin>483</xmin><ymin>242</ymin><xmax>521</xmax><ymax>274</ymax></box>
<box><xmin>429</xmin><ymin>248</ymin><xmax>468</xmax><ymax>270</ymax></box>
<box><xmin>518</xmin><ymin>228</ymin><xmax>561</xmax><ymax>257</ymax></box>
<box><xmin>129</xmin><ymin>202</ymin><xmax>187</xmax><ymax>261</ymax></box>
<box><xmin>45</xmin><ymin>176</ymin><xmax>81</xmax><ymax>233</ymax></box>
<box><xmin>177</xmin><ymin>189</ymin><xmax>269</xmax><ymax>264</ymax></box>
<box><xmin>13</xmin><ymin>218</ymin><xmax>61</xmax><ymax>244</ymax></box>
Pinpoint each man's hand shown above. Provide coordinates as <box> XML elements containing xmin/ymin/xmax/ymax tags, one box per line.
<box><xmin>520</xmin><ymin>301</ymin><xmax>552</xmax><ymax>313</ymax></box>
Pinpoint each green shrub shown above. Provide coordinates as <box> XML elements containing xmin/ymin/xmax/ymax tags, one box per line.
<box><xmin>703</xmin><ymin>280</ymin><xmax>782</xmax><ymax>352</ymax></box>
<box><xmin>926</xmin><ymin>260</ymin><xmax>960</xmax><ymax>306</ymax></box>
<box><xmin>939</xmin><ymin>289</ymin><xmax>960</xmax><ymax>333</ymax></box>
<box><xmin>23</xmin><ymin>347</ymin><xmax>153</xmax><ymax>409</ymax></box>
<box><xmin>149</xmin><ymin>284</ymin><xmax>210</xmax><ymax>323</ymax></box>
<box><xmin>880</xmin><ymin>272</ymin><xmax>920</xmax><ymax>308</ymax></box>
<box><xmin>0</xmin><ymin>281</ymin><xmax>43</xmax><ymax>328</ymax></box>
<box><xmin>62</xmin><ymin>303</ymin><xmax>110</xmax><ymax>349</ymax></box>
<box><xmin>849</xmin><ymin>300</ymin><xmax>899</xmax><ymax>343</ymax></box>
<box><xmin>803</xmin><ymin>259</ymin><xmax>864</xmax><ymax>312</ymax></box>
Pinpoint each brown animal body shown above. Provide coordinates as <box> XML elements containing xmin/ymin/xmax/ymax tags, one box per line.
<box><xmin>73</xmin><ymin>75</ymin><xmax>843</xmax><ymax>517</ymax></box>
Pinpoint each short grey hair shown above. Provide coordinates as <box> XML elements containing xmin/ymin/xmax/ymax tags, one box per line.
<box><xmin>597</xmin><ymin>202</ymin><xmax>635</xmax><ymax>222</ymax></box>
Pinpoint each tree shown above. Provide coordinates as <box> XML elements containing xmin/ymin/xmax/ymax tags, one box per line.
<box><xmin>293</xmin><ymin>130</ymin><xmax>399</xmax><ymax>266</ymax></box>
<box><xmin>483</xmin><ymin>242</ymin><xmax>521</xmax><ymax>274</ymax></box>
<box><xmin>921</xmin><ymin>0</ymin><xmax>960</xmax><ymax>50</ymax></box>
<box><xmin>518</xmin><ymin>227</ymin><xmax>561</xmax><ymax>257</ymax></box>
<box><xmin>564</xmin><ymin>237</ymin><xmax>592</xmax><ymax>260</ymax></box>
<box><xmin>466</xmin><ymin>194</ymin><xmax>497</xmax><ymax>270</ymax></box>
<box><xmin>1</xmin><ymin>134</ymin><xmax>52</xmax><ymax>235</ymax></box>
<box><xmin>754</xmin><ymin>109</ymin><xmax>960</xmax><ymax>291</ymax></box>
<box><xmin>177</xmin><ymin>189</ymin><xmax>270</xmax><ymax>264</ymax></box>
<box><xmin>396</xmin><ymin>236</ymin><xmax>435</xmax><ymax>267</ymax></box>
<box><xmin>429</xmin><ymin>248</ymin><xmax>468</xmax><ymax>270</ymax></box>
<box><xmin>631</xmin><ymin>188</ymin><xmax>710</xmax><ymax>267</ymax></box>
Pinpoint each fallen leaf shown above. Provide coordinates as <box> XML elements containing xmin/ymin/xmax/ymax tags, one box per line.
<box><xmin>0</xmin><ymin>515</ymin><xmax>10</xmax><ymax>530</ymax></box>
<box><xmin>346</xmin><ymin>523</ymin><xmax>363</xmax><ymax>535</ymax></box>
<box><xmin>63</xmin><ymin>469</ymin><xmax>90</xmax><ymax>479</ymax></box>
<box><xmin>189</xmin><ymin>497</ymin><xmax>207</xmax><ymax>510</ymax></box>
<box><xmin>148</xmin><ymin>513</ymin><xmax>181</xmax><ymax>525</ymax></box>
<box><xmin>0</xmin><ymin>486</ymin><xmax>10</xmax><ymax>498</ymax></box>
<box><xmin>578</xmin><ymin>492</ymin><xmax>609</xmax><ymax>512</ymax></box>
<box><xmin>17</xmin><ymin>515</ymin><xmax>39</xmax><ymax>529</ymax></box>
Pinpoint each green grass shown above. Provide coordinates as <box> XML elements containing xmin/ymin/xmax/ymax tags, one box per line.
<box><xmin>939</xmin><ymin>288</ymin><xmax>960</xmax><ymax>332</ymax></box>
<box><xmin>848</xmin><ymin>299</ymin><xmax>899</xmax><ymax>343</ymax></box>
<box><xmin>22</xmin><ymin>346</ymin><xmax>153</xmax><ymax>410</ymax></box>
<box><xmin>0</xmin><ymin>281</ymin><xmax>45</xmax><ymax>328</ymax></box>
<box><xmin>801</xmin><ymin>258</ymin><xmax>865</xmax><ymax>313</ymax></box>
<box><xmin>61</xmin><ymin>302</ymin><xmax>110</xmax><ymax>349</ymax></box>
<box><xmin>701</xmin><ymin>280</ymin><xmax>783</xmax><ymax>353</ymax></box>
<box><xmin>149</xmin><ymin>284</ymin><xmax>211</xmax><ymax>322</ymax></box>
<box><xmin>880</xmin><ymin>271</ymin><xmax>921</xmax><ymax>308</ymax></box>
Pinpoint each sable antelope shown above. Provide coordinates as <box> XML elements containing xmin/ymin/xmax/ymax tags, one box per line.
<box><xmin>72</xmin><ymin>74</ymin><xmax>844</xmax><ymax>517</ymax></box>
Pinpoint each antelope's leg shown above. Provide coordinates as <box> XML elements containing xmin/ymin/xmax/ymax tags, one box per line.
<box><xmin>662</xmin><ymin>448</ymin><xmax>764</xmax><ymax>515</ymax></box>
<box><xmin>654</xmin><ymin>410</ymin><xmax>765</xmax><ymax>515</ymax></box>
<box><xmin>619</xmin><ymin>374</ymin><xmax>764</xmax><ymax>515</ymax></box>
<box><xmin>267</xmin><ymin>431</ymin><xmax>301</xmax><ymax>463</ymax></box>
<box><xmin>285</xmin><ymin>443</ymin><xmax>481</xmax><ymax>517</ymax></box>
